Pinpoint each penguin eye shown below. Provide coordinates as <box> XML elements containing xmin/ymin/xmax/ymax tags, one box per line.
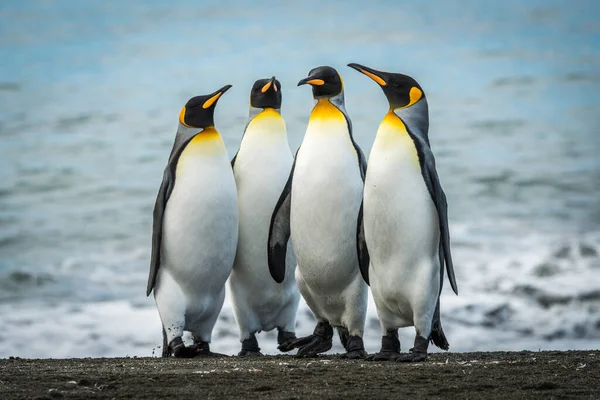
<box><xmin>392</xmin><ymin>81</ymin><xmax>409</xmax><ymax>93</ymax></box>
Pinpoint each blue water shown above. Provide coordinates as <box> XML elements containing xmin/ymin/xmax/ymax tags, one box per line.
<box><xmin>0</xmin><ymin>0</ymin><xmax>599</xmax><ymax>358</ymax></box>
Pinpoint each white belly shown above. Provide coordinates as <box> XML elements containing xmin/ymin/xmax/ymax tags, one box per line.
<box><xmin>230</xmin><ymin>110</ymin><xmax>298</xmax><ymax>328</ymax></box>
<box><xmin>161</xmin><ymin>134</ymin><xmax>238</xmax><ymax>298</ymax></box>
<box><xmin>364</xmin><ymin>113</ymin><xmax>440</xmax><ymax>320</ymax></box>
<box><xmin>291</xmin><ymin>115</ymin><xmax>364</xmax><ymax>292</ymax></box>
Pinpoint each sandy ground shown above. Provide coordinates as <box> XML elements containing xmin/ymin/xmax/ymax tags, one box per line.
<box><xmin>0</xmin><ymin>351</ymin><xmax>598</xmax><ymax>399</ymax></box>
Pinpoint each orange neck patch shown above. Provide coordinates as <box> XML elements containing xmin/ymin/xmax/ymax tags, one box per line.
<box><xmin>309</xmin><ymin>99</ymin><xmax>345</xmax><ymax>122</ymax></box>
<box><xmin>382</xmin><ymin>110</ymin><xmax>408</xmax><ymax>131</ymax></box>
<box><xmin>377</xmin><ymin>111</ymin><xmax>419</xmax><ymax>166</ymax></box>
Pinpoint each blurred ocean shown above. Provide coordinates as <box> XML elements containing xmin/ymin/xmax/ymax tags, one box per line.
<box><xmin>0</xmin><ymin>0</ymin><xmax>599</xmax><ymax>358</ymax></box>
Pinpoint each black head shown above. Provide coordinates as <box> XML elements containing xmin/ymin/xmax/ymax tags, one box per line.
<box><xmin>348</xmin><ymin>63</ymin><xmax>424</xmax><ymax>110</ymax></box>
<box><xmin>179</xmin><ymin>85</ymin><xmax>232</xmax><ymax>128</ymax></box>
<box><xmin>250</xmin><ymin>76</ymin><xmax>282</xmax><ymax>109</ymax></box>
<box><xmin>298</xmin><ymin>66</ymin><xmax>343</xmax><ymax>99</ymax></box>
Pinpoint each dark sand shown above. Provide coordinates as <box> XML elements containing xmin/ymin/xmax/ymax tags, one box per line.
<box><xmin>1</xmin><ymin>351</ymin><xmax>598</xmax><ymax>399</ymax></box>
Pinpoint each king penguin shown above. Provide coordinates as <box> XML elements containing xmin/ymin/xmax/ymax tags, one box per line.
<box><xmin>268</xmin><ymin>66</ymin><xmax>369</xmax><ymax>359</ymax></box>
<box><xmin>228</xmin><ymin>77</ymin><xmax>300</xmax><ymax>356</ymax></box>
<box><xmin>347</xmin><ymin>63</ymin><xmax>458</xmax><ymax>362</ymax></box>
<box><xmin>146</xmin><ymin>85</ymin><xmax>239</xmax><ymax>357</ymax></box>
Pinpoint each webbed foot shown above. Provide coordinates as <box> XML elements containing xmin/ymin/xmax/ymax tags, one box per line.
<box><xmin>339</xmin><ymin>335</ymin><xmax>367</xmax><ymax>359</ymax></box>
<box><xmin>170</xmin><ymin>337</ymin><xmax>200</xmax><ymax>358</ymax></box>
<box><xmin>277</xmin><ymin>329</ymin><xmax>297</xmax><ymax>352</ymax></box>
<box><xmin>284</xmin><ymin>322</ymin><xmax>333</xmax><ymax>358</ymax></box>
<box><xmin>238</xmin><ymin>334</ymin><xmax>263</xmax><ymax>357</ymax></box>
<box><xmin>368</xmin><ymin>331</ymin><xmax>400</xmax><ymax>361</ymax></box>
<box><xmin>190</xmin><ymin>338</ymin><xmax>228</xmax><ymax>357</ymax></box>
<box><xmin>397</xmin><ymin>335</ymin><xmax>428</xmax><ymax>363</ymax></box>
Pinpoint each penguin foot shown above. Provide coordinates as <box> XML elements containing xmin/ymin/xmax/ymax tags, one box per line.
<box><xmin>238</xmin><ymin>335</ymin><xmax>263</xmax><ymax>357</ymax></box>
<box><xmin>338</xmin><ymin>328</ymin><xmax>349</xmax><ymax>350</ymax></box>
<box><xmin>170</xmin><ymin>337</ymin><xmax>200</xmax><ymax>358</ymax></box>
<box><xmin>368</xmin><ymin>351</ymin><xmax>401</xmax><ymax>361</ymax></box>
<box><xmin>296</xmin><ymin>336</ymin><xmax>333</xmax><ymax>358</ymax></box>
<box><xmin>397</xmin><ymin>335</ymin><xmax>428</xmax><ymax>363</ymax></box>
<box><xmin>291</xmin><ymin>322</ymin><xmax>334</xmax><ymax>358</ymax></box>
<box><xmin>278</xmin><ymin>334</ymin><xmax>313</xmax><ymax>352</ymax></box>
<box><xmin>238</xmin><ymin>350</ymin><xmax>263</xmax><ymax>357</ymax></box>
<box><xmin>276</xmin><ymin>330</ymin><xmax>297</xmax><ymax>352</ymax></box>
<box><xmin>368</xmin><ymin>331</ymin><xmax>400</xmax><ymax>361</ymax></box>
<box><xmin>198</xmin><ymin>351</ymin><xmax>229</xmax><ymax>357</ymax></box>
<box><xmin>190</xmin><ymin>339</ymin><xmax>228</xmax><ymax>357</ymax></box>
<box><xmin>397</xmin><ymin>351</ymin><xmax>427</xmax><ymax>362</ymax></box>
<box><xmin>339</xmin><ymin>335</ymin><xmax>367</xmax><ymax>359</ymax></box>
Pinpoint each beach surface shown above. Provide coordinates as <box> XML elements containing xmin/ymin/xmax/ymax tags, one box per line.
<box><xmin>1</xmin><ymin>351</ymin><xmax>597</xmax><ymax>399</ymax></box>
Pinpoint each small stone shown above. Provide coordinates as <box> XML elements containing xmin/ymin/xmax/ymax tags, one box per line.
<box><xmin>65</xmin><ymin>381</ymin><xmax>77</xmax><ymax>388</ymax></box>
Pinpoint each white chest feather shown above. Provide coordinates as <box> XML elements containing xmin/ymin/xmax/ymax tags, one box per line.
<box><xmin>161</xmin><ymin>130</ymin><xmax>238</xmax><ymax>288</ymax></box>
<box><xmin>364</xmin><ymin>112</ymin><xmax>439</xmax><ymax>269</ymax></box>
<box><xmin>233</xmin><ymin>109</ymin><xmax>293</xmax><ymax>272</ymax></box>
<box><xmin>291</xmin><ymin>100</ymin><xmax>363</xmax><ymax>280</ymax></box>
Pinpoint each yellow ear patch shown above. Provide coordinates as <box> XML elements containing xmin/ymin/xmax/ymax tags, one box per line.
<box><xmin>202</xmin><ymin>92</ymin><xmax>222</xmax><ymax>109</ymax></box>
<box><xmin>261</xmin><ymin>81</ymin><xmax>273</xmax><ymax>93</ymax></box>
<box><xmin>306</xmin><ymin>79</ymin><xmax>325</xmax><ymax>86</ymax></box>
<box><xmin>179</xmin><ymin>106</ymin><xmax>192</xmax><ymax>127</ymax></box>
<box><xmin>361</xmin><ymin>70</ymin><xmax>386</xmax><ymax>86</ymax></box>
<box><xmin>405</xmin><ymin>87</ymin><xmax>422</xmax><ymax>107</ymax></box>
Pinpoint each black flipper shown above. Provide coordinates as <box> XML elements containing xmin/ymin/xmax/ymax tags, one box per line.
<box><xmin>356</xmin><ymin>201</ymin><xmax>370</xmax><ymax>285</ymax></box>
<box><xmin>230</xmin><ymin>151</ymin><xmax>238</xmax><ymax>168</ymax></box>
<box><xmin>352</xmin><ymin>140</ymin><xmax>367</xmax><ymax>181</ymax></box>
<box><xmin>353</xmin><ymin>136</ymin><xmax>369</xmax><ymax>286</ymax></box>
<box><xmin>267</xmin><ymin>150</ymin><xmax>298</xmax><ymax>283</ymax></box>
<box><xmin>337</xmin><ymin>98</ymin><xmax>367</xmax><ymax>182</ymax></box>
<box><xmin>146</xmin><ymin>132</ymin><xmax>197</xmax><ymax>296</ymax></box>
<box><xmin>406</xmin><ymin>129</ymin><xmax>458</xmax><ymax>295</ymax></box>
<box><xmin>337</xmin><ymin>100</ymin><xmax>371</xmax><ymax>285</ymax></box>
<box><xmin>422</xmin><ymin>144</ymin><xmax>458</xmax><ymax>295</ymax></box>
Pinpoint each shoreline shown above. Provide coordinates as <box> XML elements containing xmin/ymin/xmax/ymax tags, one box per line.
<box><xmin>1</xmin><ymin>350</ymin><xmax>598</xmax><ymax>399</ymax></box>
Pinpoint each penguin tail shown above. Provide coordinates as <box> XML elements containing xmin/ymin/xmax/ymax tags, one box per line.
<box><xmin>430</xmin><ymin>301</ymin><xmax>449</xmax><ymax>351</ymax></box>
